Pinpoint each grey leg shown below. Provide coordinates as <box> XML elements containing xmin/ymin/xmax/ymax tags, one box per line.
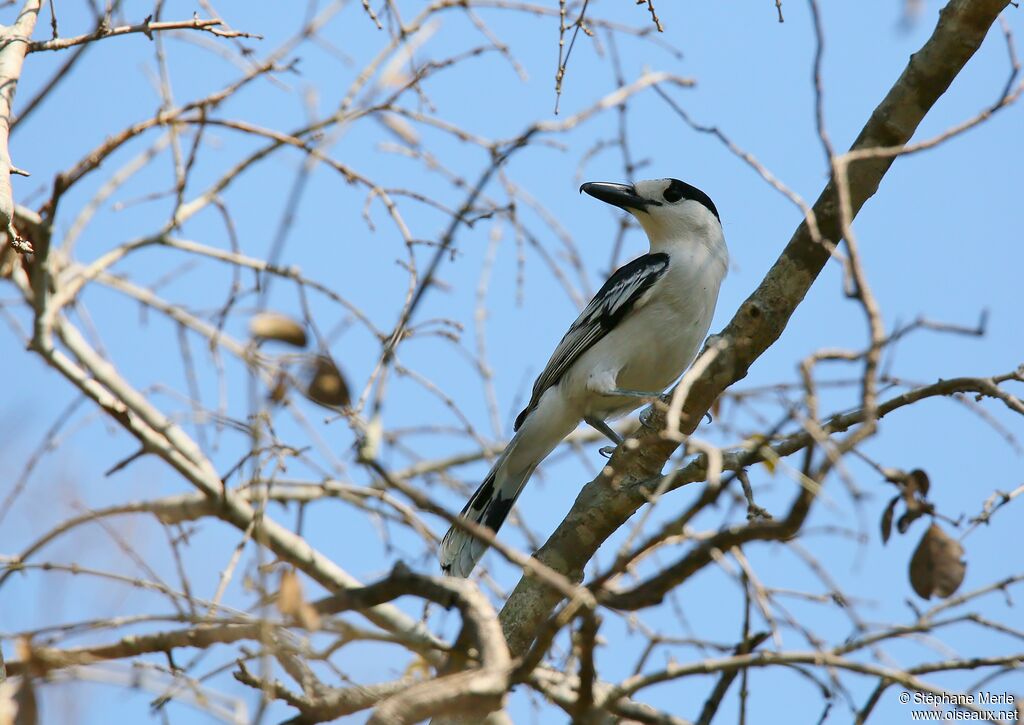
<box><xmin>608</xmin><ymin>387</ymin><xmax>664</xmax><ymax>399</ymax></box>
<box><xmin>585</xmin><ymin>416</ymin><xmax>623</xmax><ymax>446</ymax></box>
<box><xmin>586</xmin><ymin>416</ymin><xmax>622</xmax><ymax>459</ymax></box>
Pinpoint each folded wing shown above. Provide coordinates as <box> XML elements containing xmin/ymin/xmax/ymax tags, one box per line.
<box><xmin>514</xmin><ymin>252</ymin><xmax>670</xmax><ymax>430</ymax></box>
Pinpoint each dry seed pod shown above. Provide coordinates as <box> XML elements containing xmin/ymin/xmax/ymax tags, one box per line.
<box><xmin>277</xmin><ymin>569</ymin><xmax>303</xmax><ymax>618</ymax></box>
<box><xmin>249</xmin><ymin>312</ymin><xmax>308</xmax><ymax>348</ymax></box>
<box><xmin>305</xmin><ymin>355</ymin><xmax>351</xmax><ymax>408</ymax></box>
<box><xmin>276</xmin><ymin>569</ymin><xmax>320</xmax><ymax>631</ymax></box>
<box><xmin>906</xmin><ymin>469</ymin><xmax>930</xmax><ymax>497</ymax></box>
<box><xmin>909</xmin><ymin>523</ymin><xmax>966</xmax><ymax>599</ymax></box>
<box><xmin>268</xmin><ymin>371</ymin><xmax>289</xmax><ymax>404</ymax></box>
<box><xmin>880</xmin><ymin>495</ymin><xmax>900</xmax><ymax>544</ymax></box>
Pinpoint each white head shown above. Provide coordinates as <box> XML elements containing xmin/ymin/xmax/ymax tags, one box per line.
<box><xmin>581</xmin><ymin>178</ymin><xmax>725</xmax><ymax>257</ymax></box>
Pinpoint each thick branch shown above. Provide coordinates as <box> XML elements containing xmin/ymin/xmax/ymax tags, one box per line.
<box><xmin>0</xmin><ymin>0</ymin><xmax>42</xmax><ymax>238</ymax></box>
<box><xmin>499</xmin><ymin>0</ymin><xmax>1013</xmax><ymax>656</ymax></box>
<box><xmin>315</xmin><ymin>563</ymin><xmax>513</xmax><ymax>724</ymax></box>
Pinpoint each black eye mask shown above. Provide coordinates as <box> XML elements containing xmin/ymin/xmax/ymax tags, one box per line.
<box><xmin>662</xmin><ymin>178</ymin><xmax>720</xmax><ymax>221</ymax></box>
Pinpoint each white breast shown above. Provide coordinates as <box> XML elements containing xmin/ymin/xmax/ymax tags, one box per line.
<box><xmin>561</xmin><ymin>240</ymin><xmax>727</xmax><ymax>420</ymax></box>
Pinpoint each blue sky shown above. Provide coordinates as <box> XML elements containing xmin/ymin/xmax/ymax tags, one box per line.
<box><xmin>1</xmin><ymin>1</ymin><xmax>1022</xmax><ymax>723</ymax></box>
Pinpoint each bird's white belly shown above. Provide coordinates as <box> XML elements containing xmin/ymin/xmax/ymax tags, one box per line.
<box><xmin>561</xmin><ymin>291</ymin><xmax>717</xmax><ymax>420</ymax></box>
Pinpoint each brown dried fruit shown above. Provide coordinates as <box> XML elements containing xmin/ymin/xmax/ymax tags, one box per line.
<box><xmin>906</xmin><ymin>469</ymin><xmax>930</xmax><ymax>497</ymax></box>
<box><xmin>305</xmin><ymin>355</ymin><xmax>351</xmax><ymax>408</ymax></box>
<box><xmin>277</xmin><ymin>569</ymin><xmax>302</xmax><ymax>616</ymax></box>
<box><xmin>909</xmin><ymin>523</ymin><xmax>966</xmax><ymax>599</ymax></box>
<box><xmin>249</xmin><ymin>312</ymin><xmax>308</xmax><ymax>348</ymax></box>
<box><xmin>268</xmin><ymin>371</ymin><xmax>289</xmax><ymax>404</ymax></box>
<box><xmin>882</xmin><ymin>467</ymin><xmax>934</xmax><ymax>536</ymax></box>
<box><xmin>297</xmin><ymin>602</ymin><xmax>322</xmax><ymax>631</ymax></box>
<box><xmin>880</xmin><ymin>494</ymin><xmax>900</xmax><ymax>544</ymax></box>
<box><xmin>277</xmin><ymin>569</ymin><xmax>320</xmax><ymax>631</ymax></box>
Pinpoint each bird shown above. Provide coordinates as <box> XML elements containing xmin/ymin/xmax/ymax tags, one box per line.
<box><xmin>439</xmin><ymin>178</ymin><xmax>728</xmax><ymax>578</ymax></box>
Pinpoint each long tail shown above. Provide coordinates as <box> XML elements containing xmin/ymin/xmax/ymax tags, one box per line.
<box><xmin>439</xmin><ymin>389</ymin><xmax>579</xmax><ymax>577</ymax></box>
<box><xmin>439</xmin><ymin>438</ymin><xmax>535</xmax><ymax>578</ymax></box>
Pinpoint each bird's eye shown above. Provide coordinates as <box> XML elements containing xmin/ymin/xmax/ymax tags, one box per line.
<box><xmin>663</xmin><ymin>185</ymin><xmax>684</xmax><ymax>203</ymax></box>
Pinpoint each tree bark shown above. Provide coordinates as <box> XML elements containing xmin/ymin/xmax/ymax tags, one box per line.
<box><xmin>0</xmin><ymin>0</ymin><xmax>42</xmax><ymax>237</ymax></box>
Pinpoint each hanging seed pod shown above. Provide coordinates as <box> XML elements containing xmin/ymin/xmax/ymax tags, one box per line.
<box><xmin>909</xmin><ymin>523</ymin><xmax>967</xmax><ymax>599</ymax></box>
<box><xmin>304</xmin><ymin>355</ymin><xmax>351</xmax><ymax>408</ymax></box>
<box><xmin>277</xmin><ymin>569</ymin><xmax>320</xmax><ymax>631</ymax></box>
<box><xmin>249</xmin><ymin>312</ymin><xmax>308</xmax><ymax>348</ymax></box>
<box><xmin>268</xmin><ymin>370</ymin><xmax>289</xmax><ymax>404</ymax></box>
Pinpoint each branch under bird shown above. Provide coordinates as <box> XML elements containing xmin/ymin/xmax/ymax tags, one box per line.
<box><xmin>440</xmin><ymin>178</ymin><xmax>729</xmax><ymax>578</ymax></box>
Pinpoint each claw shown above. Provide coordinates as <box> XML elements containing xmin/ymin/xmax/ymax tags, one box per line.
<box><xmin>599</xmin><ymin>445</ymin><xmax>616</xmax><ymax>458</ymax></box>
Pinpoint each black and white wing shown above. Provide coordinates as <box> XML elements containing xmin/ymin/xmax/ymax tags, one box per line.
<box><xmin>513</xmin><ymin>252</ymin><xmax>670</xmax><ymax>430</ymax></box>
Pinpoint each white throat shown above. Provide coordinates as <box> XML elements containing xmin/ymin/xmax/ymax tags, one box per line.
<box><xmin>640</xmin><ymin>213</ymin><xmax>729</xmax><ymax>275</ymax></box>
